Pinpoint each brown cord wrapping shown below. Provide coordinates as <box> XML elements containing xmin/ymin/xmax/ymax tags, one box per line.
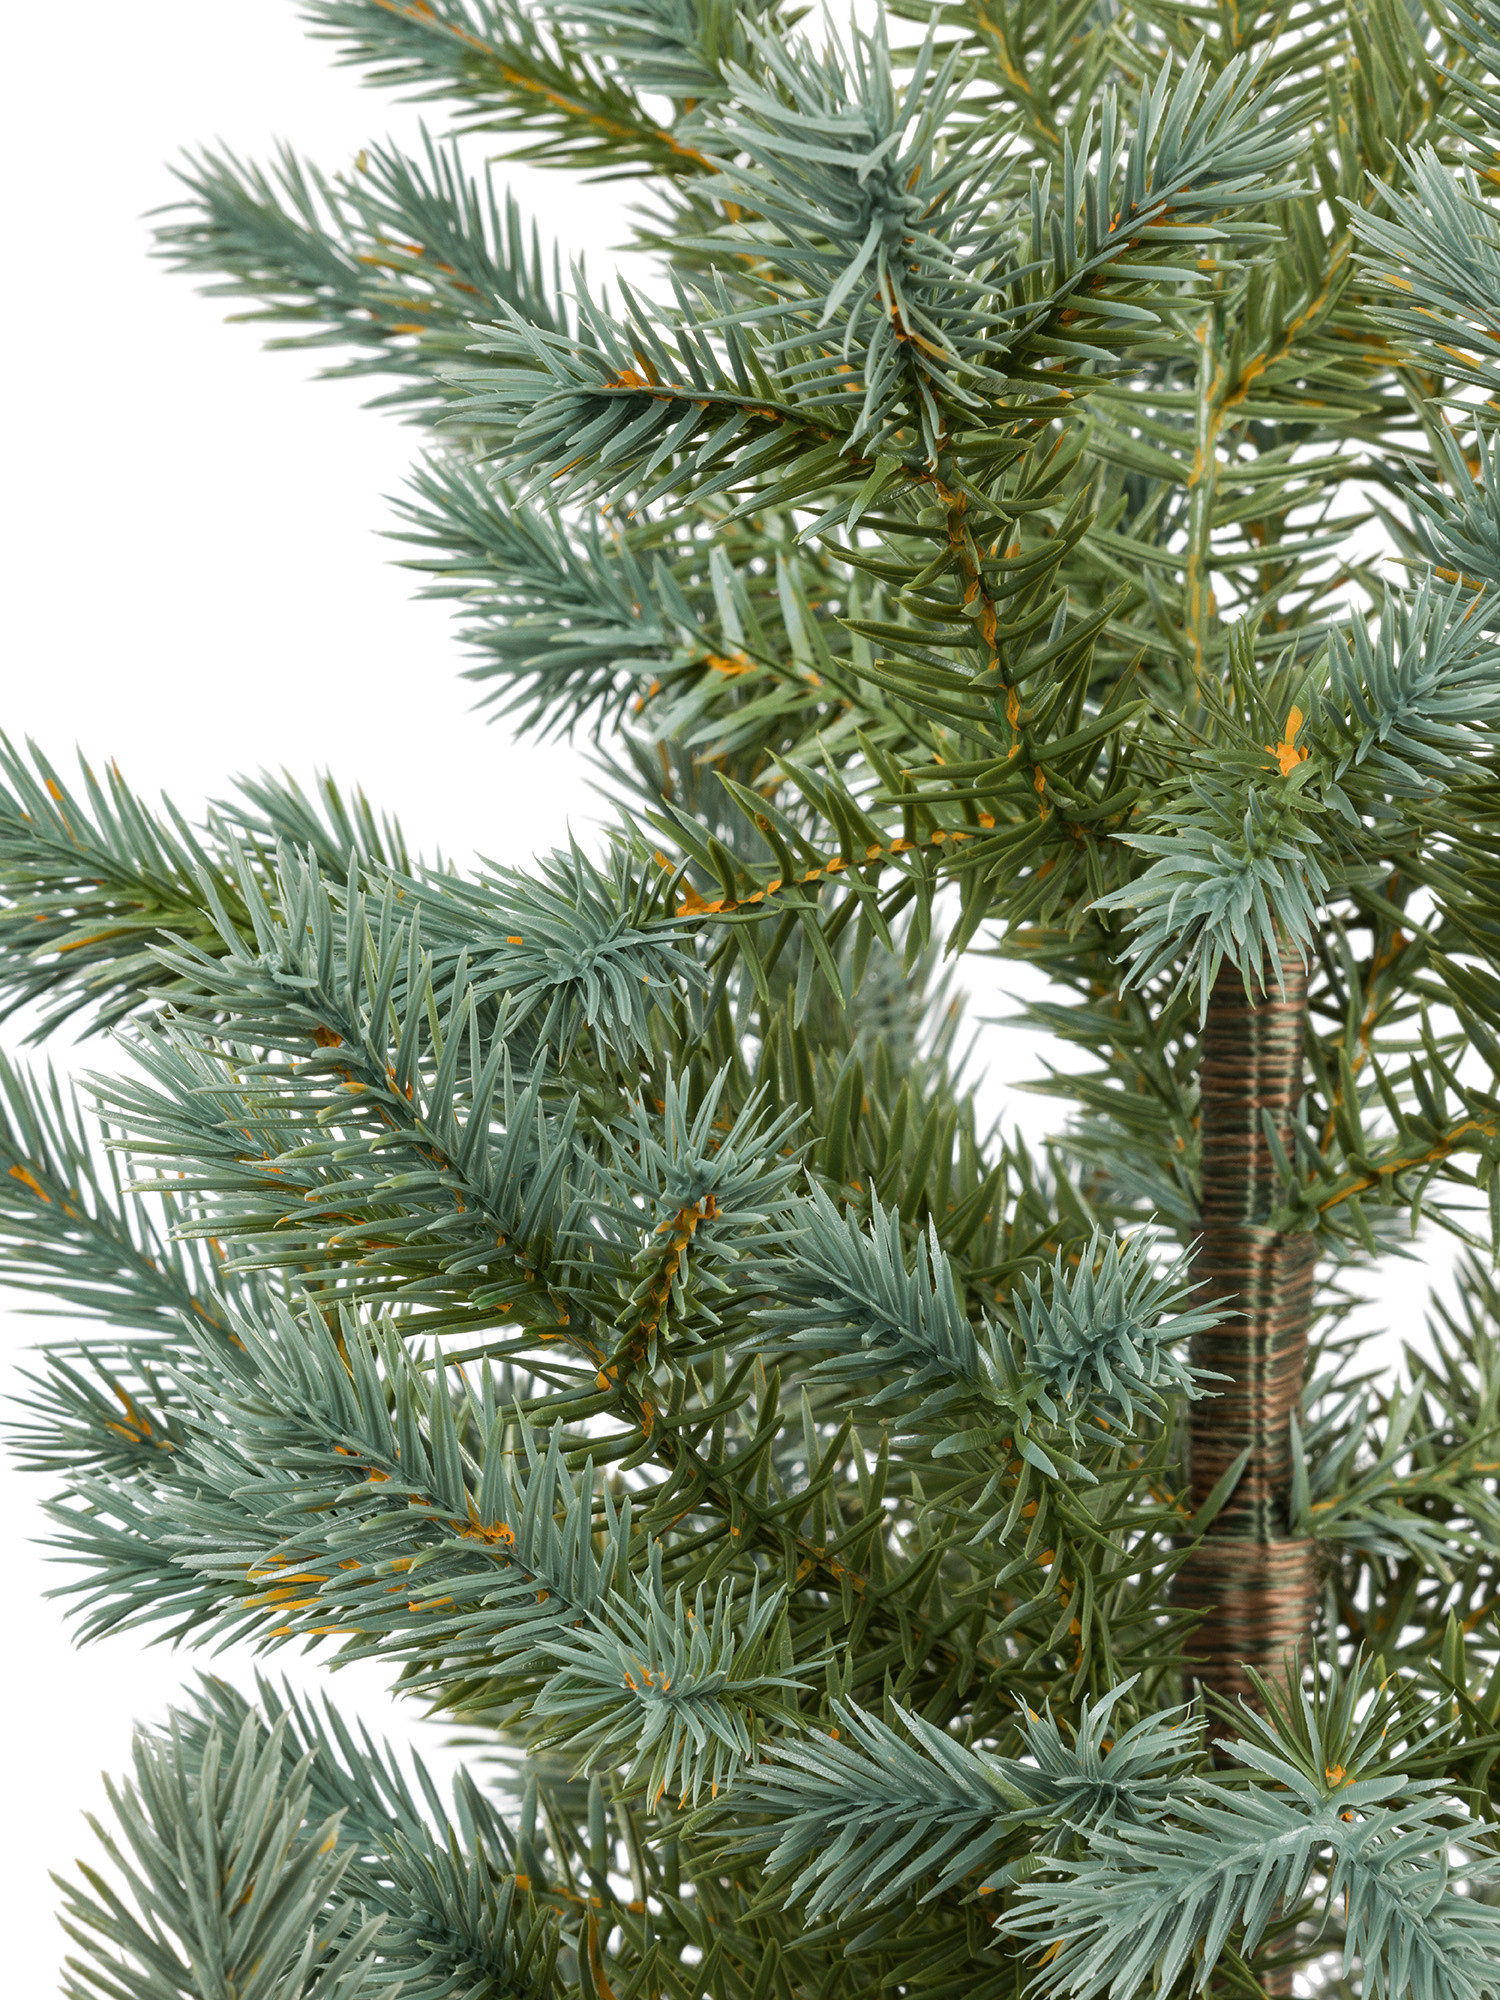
<box><xmin>1175</xmin><ymin>944</ymin><xmax>1318</xmax><ymax>1716</ymax></box>
<box><xmin>1173</xmin><ymin>1541</ymin><xmax>1319</xmax><ymax>1712</ymax></box>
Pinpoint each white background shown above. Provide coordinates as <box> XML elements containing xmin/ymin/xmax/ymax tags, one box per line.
<box><xmin>0</xmin><ymin>5</ymin><xmax>1448</xmax><ymax>1985</ymax></box>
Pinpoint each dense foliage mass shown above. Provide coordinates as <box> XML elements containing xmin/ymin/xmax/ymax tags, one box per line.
<box><xmin>12</xmin><ymin>0</ymin><xmax>1500</xmax><ymax>1993</ymax></box>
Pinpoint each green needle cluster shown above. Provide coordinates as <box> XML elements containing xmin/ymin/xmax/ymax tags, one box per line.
<box><xmin>13</xmin><ymin>1</ymin><xmax>1500</xmax><ymax>1994</ymax></box>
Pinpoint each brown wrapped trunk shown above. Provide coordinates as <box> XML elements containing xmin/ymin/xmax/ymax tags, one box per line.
<box><xmin>1173</xmin><ymin>945</ymin><xmax>1318</xmax><ymax>1715</ymax></box>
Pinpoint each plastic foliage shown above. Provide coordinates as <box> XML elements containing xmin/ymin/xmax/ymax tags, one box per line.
<box><xmin>54</xmin><ymin>1710</ymin><xmax>386</xmax><ymax>2000</ymax></box>
<box><xmin>757</xmin><ymin>1194</ymin><xmax>1219</xmax><ymax>1461</ymax></box>
<box><xmin>724</xmin><ymin>1676</ymin><xmax>1199</xmax><ymax>1920</ymax></box>
<box><xmin>56</xmin><ymin>1685</ymin><xmax>560</xmax><ymax>2000</ymax></box>
<box><xmin>1002</xmin><ymin>1756</ymin><xmax>1500</xmax><ymax>2000</ymax></box>
<box><xmin>535</xmin><ymin>1546</ymin><xmax>807</xmax><ymax>1806</ymax></box>
<box><xmin>433</xmin><ymin>838</ymin><xmax>706</xmax><ymax>1060</ymax></box>
<box><xmin>1092</xmin><ymin>778</ymin><xmax>1331</xmax><ymax>1016</ymax></box>
<box><xmin>17</xmin><ymin>3</ymin><xmax>1500</xmax><ymax>1998</ymax></box>
<box><xmin>1319</xmin><ymin>577</ymin><xmax>1500</xmax><ymax>796</ymax></box>
<box><xmin>1014</xmin><ymin>1229</ymin><xmax>1225</xmax><ymax>1435</ymax></box>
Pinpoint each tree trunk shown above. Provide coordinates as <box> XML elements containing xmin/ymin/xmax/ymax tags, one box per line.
<box><xmin>1174</xmin><ymin>945</ymin><xmax>1319</xmax><ymax>1717</ymax></box>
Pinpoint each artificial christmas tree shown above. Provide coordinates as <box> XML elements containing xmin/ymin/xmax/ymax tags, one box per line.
<box><xmin>11</xmin><ymin>0</ymin><xmax>1500</xmax><ymax>1991</ymax></box>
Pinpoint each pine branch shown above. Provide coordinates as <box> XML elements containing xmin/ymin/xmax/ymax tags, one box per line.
<box><xmin>1277</xmin><ymin>989</ymin><xmax>1500</xmax><ymax>1246</ymax></box>
<box><xmin>0</xmin><ymin>739</ymin><xmax>407</xmax><ymax>1036</ymax></box>
<box><xmin>725</xmin><ymin>1677</ymin><xmax>1197</xmax><ymax>1919</ymax></box>
<box><xmin>1092</xmin><ymin>777</ymin><xmax>1332</xmax><ymax>1017</ymax></box>
<box><xmin>156</xmin><ymin>132</ymin><xmax>572</xmax><ymax>412</ymax></box>
<box><xmin>1298</xmin><ymin>1282</ymin><xmax>1500</xmax><ymax>1670</ymax></box>
<box><xmin>393</xmin><ymin>463</ymin><xmax>851</xmax><ymax>752</ymax></box>
<box><xmin>0</xmin><ymin>1048</ymin><xmax>243</xmax><ymax>1343</ymax></box>
<box><xmin>27</xmin><ymin>7</ymin><xmax>1500</xmax><ymax>1995</ymax></box>
<box><xmin>1295</xmin><ymin>1360</ymin><xmax>1500</xmax><ymax>1580</ymax></box>
<box><xmin>538</xmin><ymin>0</ymin><xmax>785</xmax><ymax>113</ymax></box>
<box><xmin>1406</xmin><ymin>422</ymin><xmax>1500</xmax><ymax>625</ymax></box>
<box><xmin>1016</xmin><ymin>1228</ymin><xmax>1223</xmax><ymax>1433</ymax></box>
<box><xmin>299</xmin><ymin>0</ymin><xmax>718</xmax><ymax>176</ymax></box>
<box><xmin>32</xmin><ymin>844</ymin><xmax>1008</xmax><ymax>1697</ymax></box>
<box><xmin>451</xmin><ymin>28</ymin><xmax>1303</xmax><ymax>519</ymax></box>
<box><xmin>1002</xmin><ymin>1751</ymin><xmax>1500</xmax><ymax>2000</ymax></box>
<box><xmin>55</xmin><ymin>1708</ymin><xmax>385</xmax><ymax>2000</ymax></box>
<box><xmin>690</xmin><ymin>30</ymin><xmax>1304</xmax><ymax>458</ymax></box>
<box><xmin>753</xmin><ymin>1193</ymin><xmax>1220</xmax><ymax>1472</ymax></box>
<box><xmin>882</xmin><ymin>0</ymin><xmax>1113</xmax><ymax>164</ymax></box>
<box><xmin>0</xmin><ymin>738</ymin><xmax>255</xmax><ymax>1037</ymax></box>
<box><xmin>179</xmin><ymin>1682</ymin><xmax>564</xmax><ymax>2000</ymax></box>
<box><xmin>1318</xmin><ymin>578</ymin><xmax>1500</xmax><ymax>797</ymax></box>
<box><xmin>179</xmin><ymin>1672</ymin><xmax>523</xmax><ymax>1872</ymax></box>
<box><xmin>43</xmin><ymin>1305</ymin><xmax>633</xmax><ymax>1689</ymax></box>
<box><xmin>394</xmin><ymin>462</ymin><xmax>678</xmax><ymax>736</ymax></box>
<box><xmin>534</xmin><ymin>1546</ymin><xmax>806</xmax><ymax>1805</ymax></box>
<box><xmin>220</xmin><ymin>769</ymin><xmax>411</xmax><ymax>878</ymax></box>
<box><xmin>395</xmin><ymin>838</ymin><xmax>708</xmax><ymax>1061</ymax></box>
<box><xmin>1354</xmin><ymin>144</ymin><xmax>1500</xmax><ymax>403</ymax></box>
<box><xmin>85</xmin><ymin>837</ymin><xmax>781</xmax><ymax>1356</ymax></box>
<box><xmin>1005</xmin><ymin>973</ymin><xmax>1205</xmax><ymax>1233</ymax></box>
<box><xmin>41</xmin><ymin>1292</ymin><xmax>806</xmax><ymax>1801</ymax></box>
<box><xmin>58</xmin><ymin>1686</ymin><xmax>562</xmax><ymax>2000</ymax></box>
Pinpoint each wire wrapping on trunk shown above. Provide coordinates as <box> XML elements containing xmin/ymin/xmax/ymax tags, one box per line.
<box><xmin>1175</xmin><ymin>945</ymin><xmax>1318</xmax><ymax>1712</ymax></box>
